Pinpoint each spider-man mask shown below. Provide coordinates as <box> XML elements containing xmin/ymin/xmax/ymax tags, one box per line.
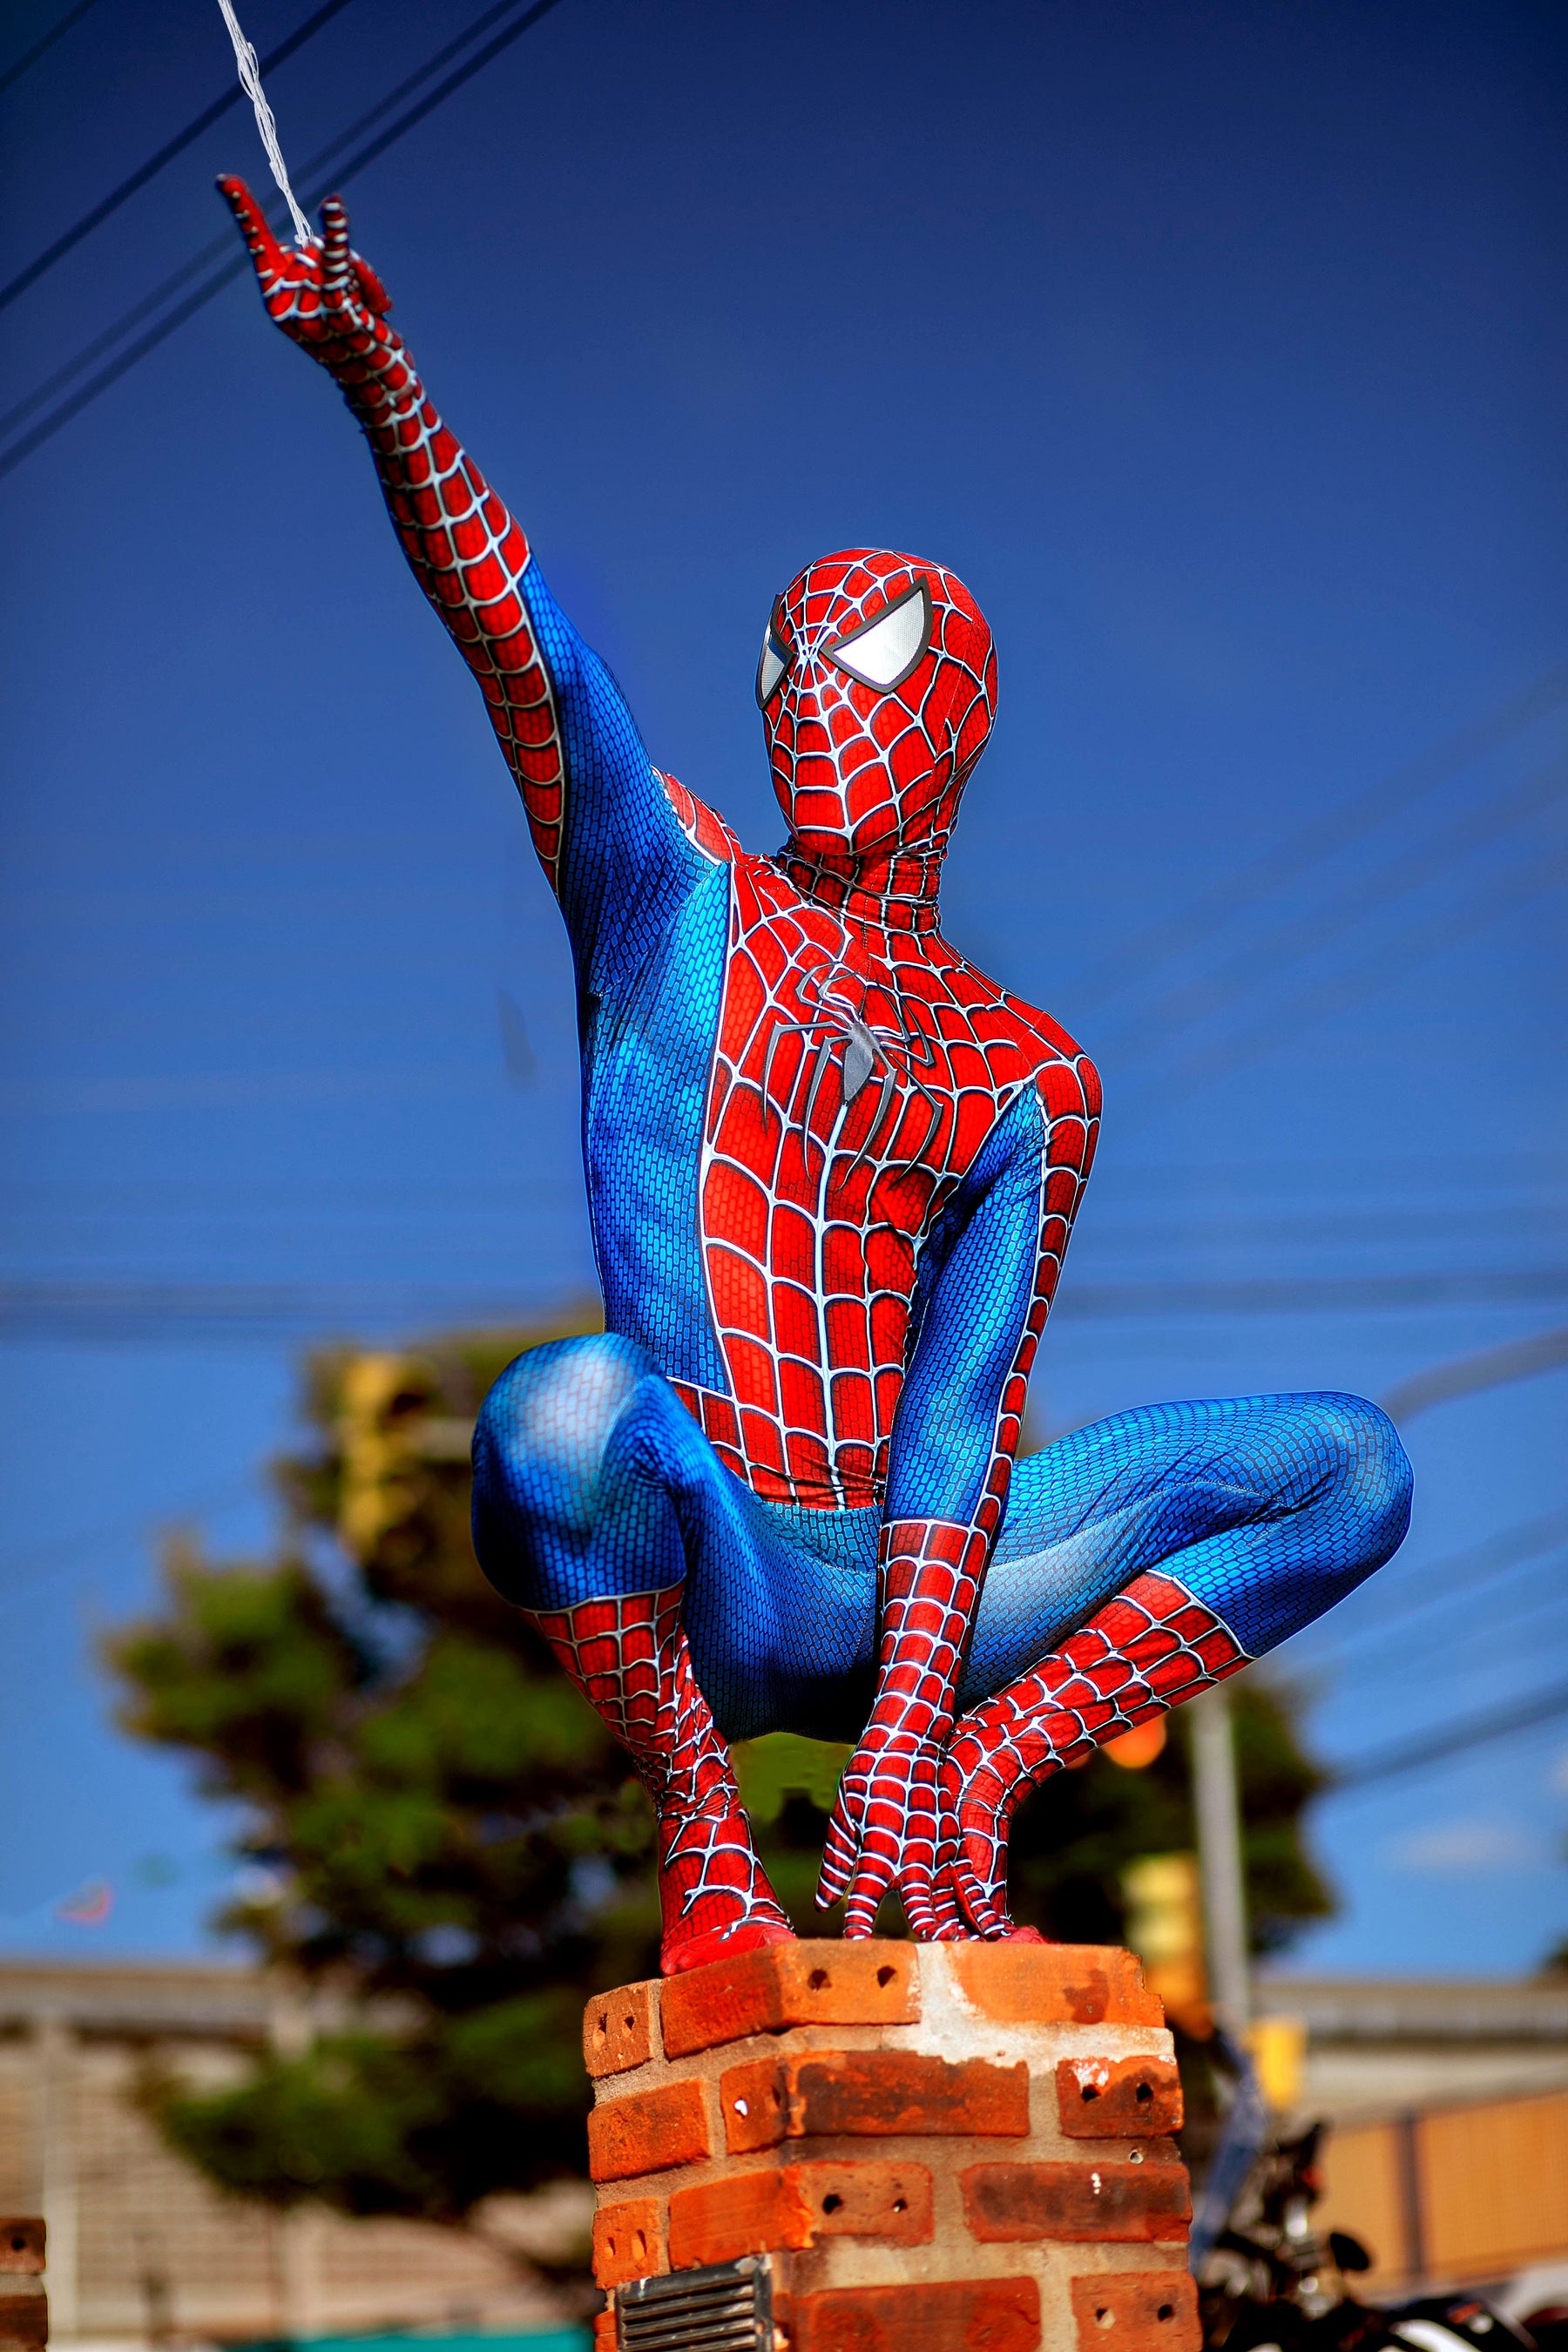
<box><xmin>758</xmin><ymin>549</ymin><xmax>997</xmax><ymax>922</ymax></box>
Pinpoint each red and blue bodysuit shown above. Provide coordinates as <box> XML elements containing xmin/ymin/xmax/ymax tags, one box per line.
<box><xmin>226</xmin><ymin>185</ymin><xmax>1414</xmax><ymax>1973</ymax></box>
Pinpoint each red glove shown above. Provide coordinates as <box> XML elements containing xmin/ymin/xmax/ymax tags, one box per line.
<box><xmin>220</xmin><ymin>178</ymin><xmax>401</xmax><ymax>399</ymax></box>
<box><xmin>818</xmin><ymin>1519</ymin><xmax>984</xmax><ymax>1936</ymax></box>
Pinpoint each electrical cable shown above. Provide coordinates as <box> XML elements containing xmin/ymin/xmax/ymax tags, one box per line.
<box><xmin>3</xmin><ymin>1262</ymin><xmax>1567</xmax><ymax>1342</ymax></box>
<box><xmin>1288</xmin><ymin>1506</ymin><xmax>1568</xmax><ymax>1654</ymax></box>
<box><xmin>5</xmin><ymin>1148</ymin><xmax>1560</xmax><ymax>1206</ymax></box>
<box><xmin>1071</xmin><ymin>658</ymin><xmax>1568</xmax><ymax>1015</ymax></box>
<box><xmin>1119</xmin><ymin>839</ymin><xmax>1568</xmax><ymax>1114</ymax></box>
<box><xmin>0</xmin><ymin>0</ymin><xmax>570</xmax><ymax>482</ymax></box>
<box><xmin>1331</xmin><ymin>1676</ymin><xmax>1568</xmax><ymax>1791</ymax></box>
<box><xmin>1380</xmin><ymin>1326</ymin><xmax>1568</xmax><ymax>1424</ymax></box>
<box><xmin>1319</xmin><ymin>1578</ymin><xmax>1568</xmax><ymax>1696</ymax></box>
<box><xmin>0</xmin><ymin>1474</ymin><xmax>259</xmax><ymax>1597</ymax></box>
<box><xmin>0</xmin><ymin>0</ymin><xmax>103</xmax><ymax>98</ymax></box>
<box><xmin>0</xmin><ymin>0</ymin><xmax>356</xmax><ymax>314</ymax></box>
<box><xmin>0</xmin><ymin>0</ymin><xmax>551</xmax><ymax>443</ymax></box>
<box><xmin>1100</xmin><ymin>753</ymin><xmax>1568</xmax><ymax>1061</ymax></box>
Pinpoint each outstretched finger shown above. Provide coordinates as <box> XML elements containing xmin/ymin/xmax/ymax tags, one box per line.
<box><xmin>896</xmin><ymin>1841</ymin><xmax>947</xmax><ymax>1938</ymax></box>
<box><xmin>842</xmin><ymin>1844</ymin><xmax>896</xmax><ymax>1938</ymax></box>
<box><xmin>219</xmin><ymin>174</ymin><xmax>287</xmax><ymax>280</ymax></box>
<box><xmin>320</xmin><ymin>196</ymin><xmax>354</xmax><ymax>302</ymax></box>
<box><xmin>351</xmin><ymin>250</ymin><xmax>393</xmax><ymax>317</ymax></box>
<box><xmin>816</xmin><ymin>1804</ymin><xmax>858</xmax><ymax>1906</ymax></box>
<box><xmin>902</xmin><ymin>1869</ymin><xmax>939</xmax><ymax>1939</ymax></box>
<box><xmin>952</xmin><ymin>1829</ymin><xmax>1008</xmax><ymax>1936</ymax></box>
<box><xmin>928</xmin><ymin>1863</ymin><xmax>970</xmax><ymax>1940</ymax></box>
<box><xmin>818</xmin><ymin>1788</ymin><xmax>865</xmax><ymax>1900</ymax></box>
<box><xmin>896</xmin><ymin>1816</ymin><xmax>941</xmax><ymax>1937</ymax></box>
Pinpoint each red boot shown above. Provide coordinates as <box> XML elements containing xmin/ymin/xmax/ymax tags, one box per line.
<box><xmin>940</xmin><ymin>1573</ymin><xmax>1247</xmax><ymax>1936</ymax></box>
<box><xmin>531</xmin><ymin>1585</ymin><xmax>795</xmax><ymax>1974</ymax></box>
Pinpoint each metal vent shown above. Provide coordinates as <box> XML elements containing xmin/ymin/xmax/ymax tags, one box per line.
<box><xmin>616</xmin><ymin>2254</ymin><xmax>773</xmax><ymax>2350</ymax></box>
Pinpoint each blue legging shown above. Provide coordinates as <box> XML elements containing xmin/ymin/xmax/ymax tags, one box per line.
<box><xmin>471</xmin><ymin>1334</ymin><xmax>1412</xmax><ymax>1745</ymax></box>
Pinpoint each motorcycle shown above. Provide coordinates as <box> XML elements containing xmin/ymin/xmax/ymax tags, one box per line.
<box><xmin>1192</xmin><ymin>2043</ymin><xmax>1535</xmax><ymax>2352</ymax></box>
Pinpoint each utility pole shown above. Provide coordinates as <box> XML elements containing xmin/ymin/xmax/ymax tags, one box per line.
<box><xmin>1189</xmin><ymin>1682</ymin><xmax>1251</xmax><ymax>2038</ymax></box>
<box><xmin>37</xmin><ymin>2009</ymin><xmax>78</xmax><ymax>2343</ymax></box>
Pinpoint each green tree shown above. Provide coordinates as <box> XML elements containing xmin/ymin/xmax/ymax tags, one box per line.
<box><xmin>108</xmin><ymin>1316</ymin><xmax>661</xmax><ymax>2224</ymax></box>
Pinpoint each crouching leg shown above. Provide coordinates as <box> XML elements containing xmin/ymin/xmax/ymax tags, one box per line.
<box><xmin>941</xmin><ymin>1390</ymin><xmax>1413</xmax><ymax>1936</ymax></box>
<box><xmin>471</xmin><ymin>1332</ymin><xmax>794</xmax><ymax>1974</ymax></box>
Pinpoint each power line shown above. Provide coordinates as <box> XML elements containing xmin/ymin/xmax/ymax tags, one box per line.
<box><xmin>968</xmin><ymin>1268</ymin><xmax>1567</xmax><ymax>1317</ymax></box>
<box><xmin>1119</xmin><ymin>838</ymin><xmax>1568</xmax><ymax>1115</ymax></box>
<box><xmin>0</xmin><ymin>0</ymin><xmax>551</xmax><ymax>446</ymax></box>
<box><xmin>0</xmin><ymin>0</ymin><xmax>571</xmax><ymax>482</ymax></box>
<box><xmin>0</xmin><ymin>1473</ymin><xmax>259</xmax><ymax>1600</ymax></box>
<box><xmin>1321</xmin><ymin>1579</ymin><xmax>1568</xmax><ymax>1697</ymax></box>
<box><xmin>5</xmin><ymin>1146</ymin><xmax>1563</xmax><ymax>1205</ymax></box>
<box><xmin>1292</xmin><ymin>1497</ymin><xmax>1568</xmax><ymax>1702</ymax></box>
<box><xmin>3</xmin><ymin>1262</ymin><xmax>1565</xmax><ymax>1342</ymax></box>
<box><xmin>0</xmin><ymin>0</ymin><xmax>103</xmax><ymax>98</ymax></box>
<box><xmin>1332</xmin><ymin>1676</ymin><xmax>1568</xmax><ymax>1791</ymax></box>
<box><xmin>1380</xmin><ymin>1326</ymin><xmax>1568</xmax><ymax>1423</ymax></box>
<box><xmin>6</xmin><ymin>1185</ymin><xmax>1564</xmax><ymax>1240</ymax></box>
<box><xmin>1071</xmin><ymin>658</ymin><xmax>1568</xmax><ymax>1015</ymax></box>
<box><xmin>1290</xmin><ymin>1506</ymin><xmax>1568</xmax><ymax>1657</ymax></box>
<box><xmin>0</xmin><ymin>0</ymin><xmax>357</xmax><ymax>314</ymax></box>
<box><xmin>1101</xmin><ymin>752</ymin><xmax>1568</xmax><ymax>1063</ymax></box>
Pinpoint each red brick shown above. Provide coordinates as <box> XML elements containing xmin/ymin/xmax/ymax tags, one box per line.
<box><xmin>591</xmin><ymin>2306</ymin><xmax>615</xmax><ymax>2352</ymax></box>
<box><xmin>667</xmin><ymin>2167</ymin><xmax>814</xmax><ymax>2268</ymax></box>
<box><xmin>0</xmin><ymin>2292</ymin><xmax>47</xmax><ymax>2349</ymax></box>
<box><xmin>0</xmin><ymin>2227</ymin><xmax>43</xmax><ymax>2278</ymax></box>
<box><xmin>948</xmin><ymin>1944</ymin><xmax>1163</xmax><ymax>2028</ymax></box>
<box><xmin>1071</xmin><ymin>2268</ymin><xmax>1200</xmax><ymax>2352</ymax></box>
<box><xmin>962</xmin><ymin>2160</ymin><xmax>1191</xmax><ymax>2243</ymax></box>
<box><xmin>659</xmin><ymin>1940</ymin><xmax>919</xmax><ymax>2058</ymax></box>
<box><xmin>587</xmin><ymin>2077</ymin><xmax>711</xmax><ymax>2182</ymax></box>
<box><xmin>1057</xmin><ymin>2057</ymin><xmax>1184</xmax><ymax>2138</ymax></box>
<box><xmin>721</xmin><ymin>2050</ymin><xmax>1029</xmax><ymax>2151</ymax></box>
<box><xmin>791</xmin><ymin>2159</ymin><xmax>934</xmax><ymax>2246</ymax></box>
<box><xmin>591</xmin><ymin>2197</ymin><xmax>666</xmax><ymax>2288</ymax></box>
<box><xmin>668</xmin><ymin>2160</ymin><xmax>935</xmax><ymax>2268</ymax></box>
<box><xmin>583</xmin><ymin>1981</ymin><xmax>654</xmax><ymax>2079</ymax></box>
<box><xmin>722</xmin><ymin>2055</ymin><xmax>793</xmax><ymax>2153</ymax></box>
<box><xmin>781</xmin><ymin>2274</ymin><xmax>1041</xmax><ymax>2351</ymax></box>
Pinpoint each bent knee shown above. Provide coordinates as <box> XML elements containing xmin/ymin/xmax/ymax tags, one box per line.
<box><xmin>1305</xmin><ymin>1392</ymin><xmax>1413</xmax><ymax>1571</ymax></box>
<box><xmin>471</xmin><ymin>1332</ymin><xmax>649</xmax><ymax>1580</ymax></box>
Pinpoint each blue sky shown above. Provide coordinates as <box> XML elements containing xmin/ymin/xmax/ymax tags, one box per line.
<box><xmin>2</xmin><ymin>0</ymin><xmax>1565</xmax><ymax>1974</ymax></box>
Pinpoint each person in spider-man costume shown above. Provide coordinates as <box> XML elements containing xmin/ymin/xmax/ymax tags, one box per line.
<box><xmin>225</xmin><ymin>184</ymin><xmax>1413</xmax><ymax>1974</ymax></box>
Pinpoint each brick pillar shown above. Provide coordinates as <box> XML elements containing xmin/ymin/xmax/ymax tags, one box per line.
<box><xmin>0</xmin><ymin>2216</ymin><xmax>48</xmax><ymax>2352</ymax></box>
<box><xmin>584</xmin><ymin>1941</ymin><xmax>1199</xmax><ymax>2352</ymax></box>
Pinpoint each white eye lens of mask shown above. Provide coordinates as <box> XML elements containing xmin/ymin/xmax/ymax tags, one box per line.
<box><xmin>824</xmin><ymin>579</ymin><xmax>932</xmax><ymax>692</ymax></box>
<box><xmin>755</xmin><ymin>623</ymin><xmax>791</xmax><ymax>708</ymax></box>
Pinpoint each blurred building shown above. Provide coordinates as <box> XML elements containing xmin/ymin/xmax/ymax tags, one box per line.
<box><xmin>1256</xmin><ymin>1973</ymin><xmax>1568</xmax><ymax>2117</ymax></box>
<box><xmin>4</xmin><ymin>1957</ymin><xmax>1566</xmax><ymax>2342</ymax></box>
<box><xmin>0</xmin><ymin>1961</ymin><xmax>583</xmax><ymax>2347</ymax></box>
<box><xmin>1257</xmin><ymin>1975</ymin><xmax>1568</xmax><ymax>2294</ymax></box>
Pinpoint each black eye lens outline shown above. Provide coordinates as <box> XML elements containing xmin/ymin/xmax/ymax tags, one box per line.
<box><xmin>755</xmin><ymin>614</ymin><xmax>794</xmax><ymax>710</ymax></box>
<box><xmin>823</xmin><ymin>578</ymin><xmax>933</xmax><ymax>693</ymax></box>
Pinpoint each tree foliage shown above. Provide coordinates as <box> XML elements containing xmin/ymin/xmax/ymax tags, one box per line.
<box><xmin>109</xmin><ymin>1319</ymin><xmax>661</xmax><ymax>2220</ymax></box>
<box><xmin>108</xmin><ymin>1332</ymin><xmax>1334</xmax><ymax>2223</ymax></box>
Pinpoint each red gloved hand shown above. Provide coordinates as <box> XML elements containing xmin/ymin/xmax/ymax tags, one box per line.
<box><xmin>817</xmin><ymin>1520</ymin><xmax>983</xmax><ymax>1937</ymax></box>
<box><xmin>220</xmin><ymin>179</ymin><xmax>395</xmax><ymax>380</ymax></box>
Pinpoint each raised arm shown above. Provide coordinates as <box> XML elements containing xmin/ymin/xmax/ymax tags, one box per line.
<box><xmin>220</xmin><ymin>182</ymin><xmax>702</xmax><ymax>982</ymax></box>
<box><xmin>819</xmin><ymin>1074</ymin><xmax>1097</xmax><ymax>1936</ymax></box>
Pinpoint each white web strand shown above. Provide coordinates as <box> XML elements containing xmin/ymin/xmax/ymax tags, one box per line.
<box><xmin>216</xmin><ymin>0</ymin><xmax>314</xmax><ymax>247</ymax></box>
